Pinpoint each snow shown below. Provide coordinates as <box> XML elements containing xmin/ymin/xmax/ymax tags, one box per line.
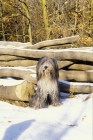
<box><xmin>0</xmin><ymin>93</ymin><xmax>92</xmax><ymax>140</ymax></box>
<box><xmin>0</xmin><ymin>79</ymin><xmax>24</xmax><ymax>86</ymax></box>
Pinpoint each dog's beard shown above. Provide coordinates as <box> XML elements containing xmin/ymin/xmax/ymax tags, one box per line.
<box><xmin>42</xmin><ymin>69</ymin><xmax>51</xmax><ymax>78</ymax></box>
<box><xmin>38</xmin><ymin>69</ymin><xmax>58</xmax><ymax>97</ymax></box>
<box><xmin>37</xmin><ymin>75</ymin><xmax>58</xmax><ymax>97</ymax></box>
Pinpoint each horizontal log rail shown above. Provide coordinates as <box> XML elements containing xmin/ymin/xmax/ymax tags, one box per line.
<box><xmin>0</xmin><ymin>79</ymin><xmax>92</xmax><ymax>101</ymax></box>
<box><xmin>0</xmin><ymin>60</ymin><xmax>37</xmax><ymax>67</ymax></box>
<box><xmin>23</xmin><ymin>35</ymin><xmax>80</xmax><ymax>49</ymax></box>
<box><xmin>68</xmin><ymin>64</ymin><xmax>93</xmax><ymax>70</ymax></box>
<box><xmin>59</xmin><ymin>70</ymin><xmax>93</xmax><ymax>82</ymax></box>
<box><xmin>0</xmin><ymin>48</ymin><xmax>92</xmax><ymax>61</ymax></box>
<box><xmin>59</xmin><ymin>80</ymin><xmax>93</xmax><ymax>94</ymax></box>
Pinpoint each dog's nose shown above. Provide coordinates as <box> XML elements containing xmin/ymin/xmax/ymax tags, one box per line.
<box><xmin>44</xmin><ymin>66</ymin><xmax>48</xmax><ymax>69</ymax></box>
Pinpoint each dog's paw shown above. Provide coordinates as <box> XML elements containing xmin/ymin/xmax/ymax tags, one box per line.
<box><xmin>52</xmin><ymin>102</ymin><xmax>62</xmax><ymax>106</ymax></box>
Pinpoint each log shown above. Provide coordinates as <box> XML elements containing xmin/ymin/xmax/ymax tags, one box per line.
<box><xmin>0</xmin><ymin>67</ymin><xmax>93</xmax><ymax>83</ymax></box>
<box><xmin>0</xmin><ymin>55</ymin><xmax>25</xmax><ymax>61</ymax></box>
<box><xmin>0</xmin><ymin>60</ymin><xmax>37</xmax><ymax>66</ymax></box>
<box><xmin>41</xmin><ymin>44</ymin><xmax>73</xmax><ymax>50</ymax></box>
<box><xmin>22</xmin><ymin>35</ymin><xmax>80</xmax><ymax>49</ymax></box>
<box><xmin>66</xmin><ymin>46</ymin><xmax>93</xmax><ymax>51</ymax></box>
<box><xmin>0</xmin><ymin>48</ymin><xmax>92</xmax><ymax>62</ymax></box>
<box><xmin>68</xmin><ymin>64</ymin><xmax>93</xmax><ymax>70</ymax></box>
<box><xmin>0</xmin><ymin>41</ymin><xmax>31</xmax><ymax>47</ymax></box>
<box><xmin>59</xmin><ymin>70</ymin><xmax>93</xmax><ymax>82</ymax></box>
<box><xmin>59</xmin><ymin>80</ymin><xmax>93</xmax><ymax>94</ymax></box>
<box><xmin>0</xmin><ymin>67</ymin><xmax>36</xmax><ymax>83</ymax></box>
<box><xmin>0</xmin><ymin>78</ymin><xmax>92</xmax><ymax>102</ymax></box>
<box><xmin>58</xmin><ymin>60</ymin><xmax>74</xmax><ymax>69</ymax></box>
<box><xmin>0</xmin><ymin>79</ymin><xmax>35</xmax><ymax>101</ymax></box>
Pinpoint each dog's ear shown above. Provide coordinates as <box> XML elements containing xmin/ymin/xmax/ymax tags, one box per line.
<box><xmin>55</xmin><ymin>60</ymin><xmax>59</xmax><ymax>78</ymax></box>
<box><xmin>52</xmin><ymin>58</ymin><xmax>59</xmax><ymax>79</ymax></box>
<box><xmin>36</xmin><ymin>64</ymin><xmax>42</xmax><ymax>81</ymax></box>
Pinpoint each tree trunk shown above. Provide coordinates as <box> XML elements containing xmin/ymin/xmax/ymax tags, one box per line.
<box><xmin>58</xmin><ymin>60</ymin><xmax>74</xmax><ymax>69</ymax></box>
<box><xmin>0</xmin><ymin>79</ymin><xmax>35</xmax><ymax>101</ymax></box>
<box><xmin>21</xmin><ymin>0</ymin><xmax>32</xmax><ymax>43</ymax></box>
<box><xmin>59</xmin><ymin>70</ymin><xmax>93</xmax><ymax>82</ymax></box>
<box><xmin>59</xmin><ymin>80</ymin><xmax>93</xmax><ymax>94</ymax></box>
<box><xmin>68</xmin><ymin>64</ymin><xmax>93</xmax><ymax>70</ymax></box>
<box><xmin>25</xmin><ymin>35</ymin><xmax>80</xmax><ymax>49</ymax></box>
<box><xmin>0</xmin><ymin>67</ymin><xmax>36</xmax><ymax>83</ymax></box>
<box><xmin>41</xmin><ymin>0</ymin><xmax>50</xmax><ymax>40</ymax></box>
<box><xmin>0</xmin><ymin>47</ymin><xmax>92</xmax><ymax>62</ymax></box>
<box><xmin>0</xmin><ymin>0</ymin><xmax>5</xmax><ymax>40</ymax></box>
<box><xmin>0</xmin><ymin>59</ymin><xmax>37</xmax><ymax>66</ymax></box>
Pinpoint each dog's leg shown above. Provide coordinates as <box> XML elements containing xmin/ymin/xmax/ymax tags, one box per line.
<box><xmin>35</xmin><ymin>97</ymin><xmax>46</xmax><ymax>109</ymax></box>
<box><xmin>34</xmin><ymin>89</ymin><xmax>46</xmax><ymax>109</ymax></box>
<box><xmin>51</xmin><ymin>92</ymin><xmax>61</xmax><ymax>106</ymax></box>
<box><xmin>29</xmin><ymin>91</ymin><xmax>38</xmax><ymax>107</ymax></box>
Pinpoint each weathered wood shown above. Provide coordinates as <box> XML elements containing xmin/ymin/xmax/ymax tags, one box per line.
<box><xmin>66</xmin><ymin>46</ymin><xmax>93</xmax><ymax>51</ymax></box>
<box><xmin>59</xmin><ymin>70</ymin><xmax>93</xmax><ymax>82</ymax></box>
<box><xmin>0</xmin><ymin>79</ymin><xmax>35</xmax><ymax>101</ymax></box>
<box><xmin>0</xmin><ymin>36</ymin><xmax>79</xmax><ymax>49</ymax></box>
<box><xmin>0</xmin><ymin>40</ymin><xmax>92</xmax><ymax>102</ymax></box>
<box><xmin>41</xmin><ymin>44</ymin><xmax>73</xmax><ymax>50</ymax></box>
<box><xmin>0</xmin><ymin>67</ymin><xmax>36</xmax><ymax>83</ymax></box>
<box><xmin>0</xmin><ymin>41</ymin><xmax>31</xmax><ymax>47</ymax></box>
<box><xmin>0</xmin><ymin>67</ymin><xmax>93</xmax><ymax>83</ymax></box>
<box><xmin>58</xmin><ymin>60</ymin><xmax>74</xmax><ymax>69</ymax></box>
<box><xmin>68</xmin><ymin>64</ymin><xmax>93</xmax><ymax>70</ymax></box>
<box><xmin>0</xmin><ymin>48</ymin><xmax>92</xmax><ymax>62</ymax></box>
<box><xmin>0</xmin><ymin>55</ymin><xmax>25</xmax><ymax>61</ymax></box>
<box><xmin>0</xmin><ymin>60</ymin><xmax>37</xmax><ymax>66</ymax></box>
<box><xmin>59</xmin><ymin>80</ymin><xmax>93</xmax><ymax>94</ymax></box>
<box><xmin>0</xmin><ymin>78</ymin><xmax>92</xmax><ymax>102</ymax></box>
<box><xmin>22</xmin><ymin>35</ymin><xmax>80</xmax><ymax>49</ymax></box>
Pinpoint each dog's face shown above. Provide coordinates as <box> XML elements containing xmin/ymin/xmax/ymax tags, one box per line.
<box><xmin>36</xmin><ymin>56</ymin><xmax>59</xmax><ymax>81</ymax></box>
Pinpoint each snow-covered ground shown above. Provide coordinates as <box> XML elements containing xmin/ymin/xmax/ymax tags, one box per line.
<box><xmin>0</xmin><ymin>92</ymin><xmax>92</xmax><ymax>140</ymax></box>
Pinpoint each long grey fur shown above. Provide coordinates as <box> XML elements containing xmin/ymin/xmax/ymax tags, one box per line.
<box><xmin>29</xmin><ymin>56</ymin><xmax>61</xmax><ymax>109</ymax></box>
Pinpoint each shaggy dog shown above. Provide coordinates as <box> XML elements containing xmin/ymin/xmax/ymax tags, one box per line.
<box><xmin>29</xmin><ymin>56</ymin><xmax>60</xmax><ymax>109</ymax></box>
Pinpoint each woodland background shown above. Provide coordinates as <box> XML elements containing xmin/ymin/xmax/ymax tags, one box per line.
<box><xmin>0</xmin><ymin>0</ymin><xmax>93</xmax><ymax>47</ymax></box>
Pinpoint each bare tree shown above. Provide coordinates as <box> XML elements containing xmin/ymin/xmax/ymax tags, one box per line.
<box><xmin>19</xmin><ymin>0</ymin><xmax>32</xmax><ymax>43</ymax></box>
